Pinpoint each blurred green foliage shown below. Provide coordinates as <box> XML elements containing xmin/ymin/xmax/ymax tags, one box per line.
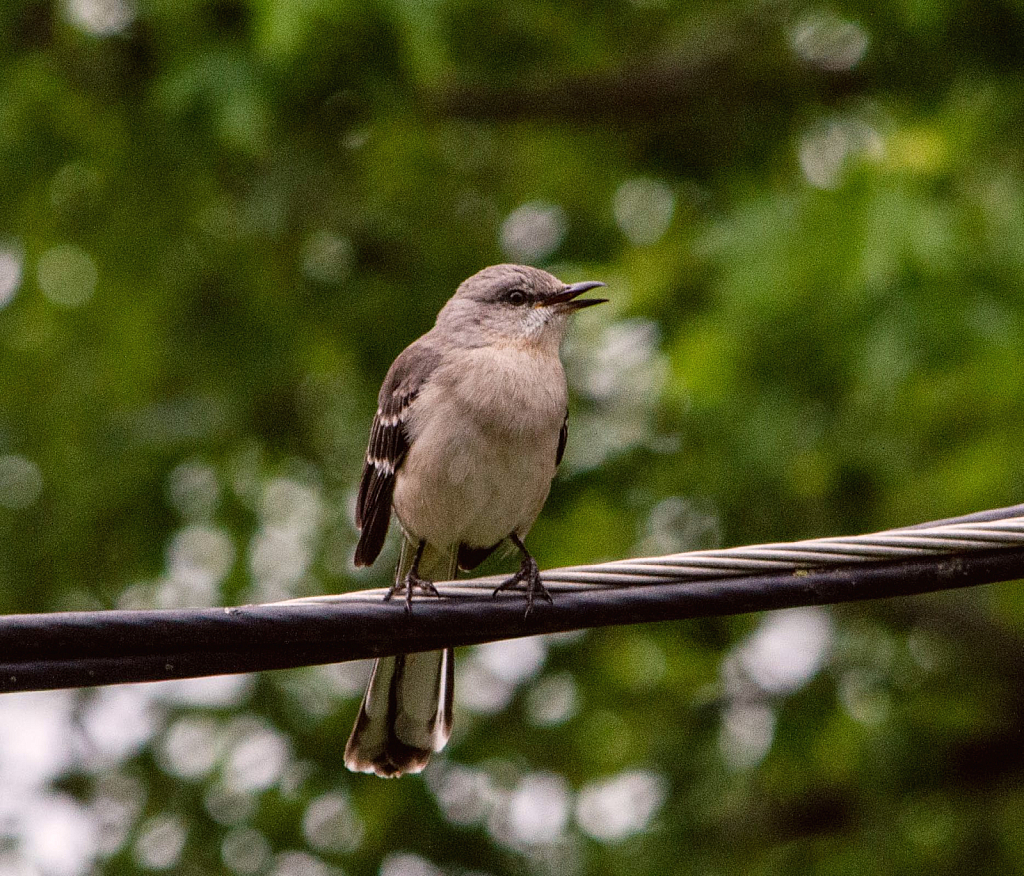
<box><xmin>1</xmin><ymin>0</ymin><xmax>1024</xmax><ymax>874</ymax></box>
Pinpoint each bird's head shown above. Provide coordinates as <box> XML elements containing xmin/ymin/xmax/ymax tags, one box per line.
<box><xmin>437</xmin><ymin>264</ymin><xmax>607</xmax><ymax>350</ymax></box>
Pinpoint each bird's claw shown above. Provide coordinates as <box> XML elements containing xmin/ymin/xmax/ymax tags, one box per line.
<box><xmin>384</xmin><ymin>571</ymin><xmax>441</xmax><ymax>613</ymax></box>
<box><xmin>492</xmin><ymin>555</ymin><xmax>552</xmax><ymax>618</ymax></box>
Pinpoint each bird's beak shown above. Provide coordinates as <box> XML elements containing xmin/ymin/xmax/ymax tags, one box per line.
<box><xmin>538</xmin><ymin>281</ymin><xmax>608</xmax><ymax>310</ymax></box>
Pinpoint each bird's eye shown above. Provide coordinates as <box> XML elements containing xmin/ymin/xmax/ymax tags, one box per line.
<box><xmin>506</xmin><ymin>290</ymin><xmax>527</xmax><ymax>306</ymax></box>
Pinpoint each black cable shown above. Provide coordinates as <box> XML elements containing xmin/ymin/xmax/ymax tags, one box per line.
<box><xmin>2</xmin><ymin>545</ymin><xmax>1022</xmax><ymax>694</ymax></box>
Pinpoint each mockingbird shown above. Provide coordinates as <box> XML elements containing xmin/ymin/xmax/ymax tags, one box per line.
<box><xmin>344</xmin><ymin>264</ymin><xmax>606</xmax><ymax>777</ymax></box>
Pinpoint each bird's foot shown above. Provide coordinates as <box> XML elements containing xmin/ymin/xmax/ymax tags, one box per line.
<box><xmin>384</xmin><ymin>570</ymin><xmax>441</xmax><ymax>613</ymax></box>
<box><xmin>493</xmin><ymin>553</ymin><xmax>552</xmax><ymax>618</ymax></box>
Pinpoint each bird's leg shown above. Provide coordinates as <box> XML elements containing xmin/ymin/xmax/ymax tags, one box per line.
<box><xmin>384</xmin><ymin>539</ymin><xmax>441</xmax><ymax>612</ymax></box>
<box><xmin>493</xmin><ymin>533</ymin><xmax>553</xmax><ymax>617</ymax></box>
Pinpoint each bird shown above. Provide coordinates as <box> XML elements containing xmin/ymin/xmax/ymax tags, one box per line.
<box><xmin>343</xmin><ymin>263</ymin><xmax>607</xmax><ymax>778</ymax></box>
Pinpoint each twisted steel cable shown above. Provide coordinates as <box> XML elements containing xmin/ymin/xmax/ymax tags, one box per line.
<box><xmin>2</xmin><ymin>503</ymin><xmax>1023</xmax><ymax>694</ymax></box>
<box><xmin>278</xmin><ymin>509</ymin><xmax>1024</xmax><ymax>602</ymax></box>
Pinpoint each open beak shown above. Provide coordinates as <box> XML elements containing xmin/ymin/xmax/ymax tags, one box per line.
<box><xmin>538</xmin><ymin>281</ymin><xmax>608</xmax><ymax>310</ymax></box>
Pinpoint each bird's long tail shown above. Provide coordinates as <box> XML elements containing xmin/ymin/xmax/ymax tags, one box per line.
<box><xmin>343</xmin><ymin>534</ymin><xmax>456</xmax><ymax>778</ymax></box>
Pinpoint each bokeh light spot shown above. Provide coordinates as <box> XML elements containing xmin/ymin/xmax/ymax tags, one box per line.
<box><xmin>495</xmin><ymin>772</ymin><xmax>571</xmax><ymax>847</ymax></box>
<box><xmin>733</xmin><ymin>607</ymin><xmax>834</xmax><ymax>694</ymax></box>
<box><xmin>204</xmin><ymin>782</ymin><xmax>257</xmax><ymax>826</ymax></box>
<box><xmin>476</xmin><ymin>637</ymin><xmax>547</xmax><ymax>685</ymax></box>
<box><xmin>798</xmin><ymin>117</ymin><xmax>883</xmax><ymax>189</ymax></box>
<box><xmin>0</xmin><ymin>455</ymin><xmax>43</xmax><ymax>510</ymax></box>
<box><xmin>158</xmin><ymin>716</ymin><xmax>223</xmax><ymax>779</ymax></box>
<box><xmin>65</xmin><ymin>0</ymin><xmax>136</xmax><ymax>36</ymax></box>
<box><xmin>380</xmin><ymin>852</ymin><xmax>443</xmax><ymax>876</ymax></box>
<box><xmin>0</xmin><ymin>245</ymin><xmax>24</xmax><ymax>308</ymax></box>
<box><xmin>270</xmin><ymin>852</ymin><xmax>340</xmax><ymax>876</ymax></box>
<box><xmin>301</xmin><ymin>231</ymin><xmax>354</xmax><ymax>286</ymax></box>
<box><xmin>840</xmin><ymin>669</ymin><xmax>891</xmax><ymax>726</ymax></box>
<box><xmin>639</xmin><ymin>496</ymin><xmax>721</xmax><ymax>556</ymax></box>
<box><xmin>134</xmin><ymin>814</ymin><xmax>187</xmax><ymax>870</ymax></box>
<box><xmin>791</xmin><ymin>11</ymin><xmax>870</xmax><ymax>71</ymax></box>
<box><xmin>91</xmin><ymin>775</ymin><xmax>145</xmax><ymax>856</ymax></box>
<box><xmin>221</xmin><ymin>721</ymin><xmax>290</xmax><ymax>794</ymax></box>
<box><xmin>166</xmin><ymin>460</ymin><xmax>221</xmax><ymax>520</ymax></box>
<box><xmin>613</xmin><ymin>178</ymin><xmax>676</xmax><ymax>245</ymax></box>
<box><xmin>429</xmin><ymin>763</ymin><xmax>496</xmax><ymax>826</ymax></box>
<box><xmin>222</xmin><ymin>827</ymin><xmax>272</xmax><ymax>875</ymax></box>
<box><xmin>719</xmin><ymin>702</ymin><xmax>776</xmax><ymax>770</ymax></box>
<box><xmin>526</xmin><ymin>672</ymin><xmax>579</xmax><ymax>727</ymax></box>
<box><xmin>301</xmin><ymin>792</ymin><xmax>363</xmax><ymax>854</ymax></box>
<box><xmin>80</xmin><ymin>687</ymin><xmax>157</xmax><ymax>764</ymax></box>
<box><xmin>501</xmin><ymin>201</ymin><xmax>566</xmax><ymax>263</ymax></box>
<box><xmin>576</xmin><ymin>769</ymin><xmax>668</xmax><ymax>842</ymax></box>
<box><xmin>154</xmin><ymin>673</ymin><xmax>252</xmax><ymax>708</ymax></box>
<box><xmin>36</xmin><ymin>245</ymin><xmax>98</xmax><ymax>308</ymax></box>
<box><xmin>455</xmin><ymin>659</ymin><xmax>513</xmax><ymax>714</ymax></box>
<box><xmin>18</xmin><ymin>793</ymin><xmax>98</xmax><ymax>876</ymax></box>
<box><xmin>162</xmin><ymin>525</ymin><xmax>235</xmax><ymax>607</ymax></box>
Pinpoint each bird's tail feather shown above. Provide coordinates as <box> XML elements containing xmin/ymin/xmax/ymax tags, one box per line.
<box><xmin>343</xmin><ymin>533</ymin><xmax>456</xmax><ymax>778</ymax></box>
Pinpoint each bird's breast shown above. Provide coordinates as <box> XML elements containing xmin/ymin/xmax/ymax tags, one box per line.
<box><xmin>393</xmin><ymin>345</ymin><xmax>567</xmax><ymax>549</ymax></box>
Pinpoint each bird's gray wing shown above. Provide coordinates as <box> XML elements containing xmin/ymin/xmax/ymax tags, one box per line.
<box><xmin>354</xmin><ymin>342</ymin><xmax>442</xmax><ymax>567</ymax></box>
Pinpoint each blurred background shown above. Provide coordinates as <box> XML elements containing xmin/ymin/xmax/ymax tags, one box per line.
<box><xmin>2</xmin><ymin>0</ymin><xmax>1024</xmax><ymax>873</ymax></box>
